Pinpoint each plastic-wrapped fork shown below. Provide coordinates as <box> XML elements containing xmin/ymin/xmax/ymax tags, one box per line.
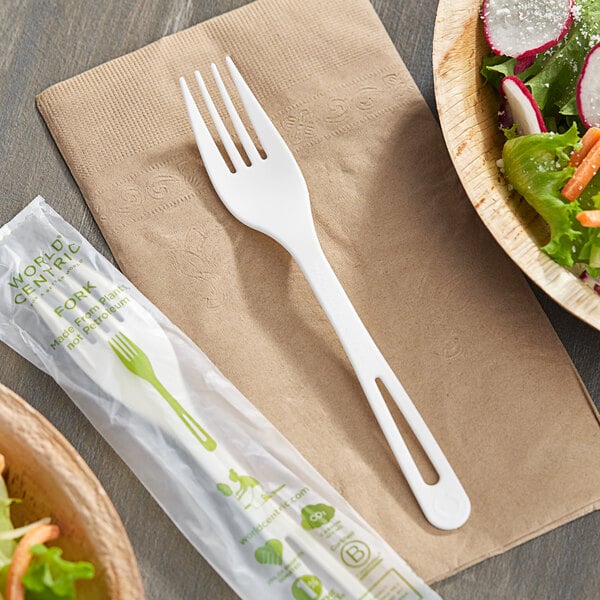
<box><xmin>179</xmin><ymin>57</ymin><xmax>470</xmax><ymax>530</ymax></box>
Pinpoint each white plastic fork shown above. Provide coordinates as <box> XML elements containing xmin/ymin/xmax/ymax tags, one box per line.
<box><xmin>179</xmin><ymin>57</ymin><xmax>470</xmax><ymax>530</ymax></box>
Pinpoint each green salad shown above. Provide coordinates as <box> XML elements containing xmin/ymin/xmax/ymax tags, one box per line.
<box><xmin>481</xmin><ymin>0</ymin><xmax>600</xmax><ymax>275</ymax></box>
<box><xmin>0</xmin><ymin>456</ymin><xmax>93</xmax><ymax>600</ymax></box>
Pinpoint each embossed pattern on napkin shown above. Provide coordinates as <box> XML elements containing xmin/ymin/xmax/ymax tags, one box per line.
<box><xmin>36</xmin><ymin>0</ymin><xmax>600</xmax><ymax>582</ymax></box>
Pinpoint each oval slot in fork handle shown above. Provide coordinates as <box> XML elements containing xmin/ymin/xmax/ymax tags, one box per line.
<box><xmin>292</xmin><ymin>236</ymin><xmax>471</xmax><ymax>530</ymax></box>
<box><xmin>152</xmin><ymin>379</ymin><xmax>218</xmax><ymax>452</ymax></box>
<box><xmin>362</xmin><ymin>369</ymin><xmax>471</xmax><ymax>530</ymax></box>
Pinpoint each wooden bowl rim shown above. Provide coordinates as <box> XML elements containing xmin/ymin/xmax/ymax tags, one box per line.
<box><xmin>0</xmin><ymin>382</ymin><xmax>145</xmax><ymax>599</ymax></box>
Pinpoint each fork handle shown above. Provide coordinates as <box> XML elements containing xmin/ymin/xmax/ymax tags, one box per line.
<box><xmin>151</xmin><ymin>379</ymin><xmax>217</xmax><ymax>452</ymax></box>
<box><xmin>291</xmin><ymin>236</ymin><xmax>470</xmax><ymax>530</ymax></box>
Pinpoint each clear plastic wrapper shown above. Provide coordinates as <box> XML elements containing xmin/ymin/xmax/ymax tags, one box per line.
<box><xmin>0</xmin><ymin>197</ymin><xmax>440</xmax><ymax>600</ymax></box>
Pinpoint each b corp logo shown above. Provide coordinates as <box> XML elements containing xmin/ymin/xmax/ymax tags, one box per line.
<box><xmin>340</xmin><ymin>540</ymin><xmax>371</xmax><ymax>568</ymax></box>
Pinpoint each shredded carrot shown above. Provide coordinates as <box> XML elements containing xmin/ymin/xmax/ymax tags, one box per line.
<box><xmin>562</xmin><ymin>138</ymin><xmax>600</xmax><ymax>201</ymax></box>
<box><xmin>570</xmin><ymin>127</ymin><xmax>600</xmax><ymax>167</ymax></box>
<box><xmin>576</xmin><ymin>210</ymin><xmax>600</xmax><ymax>227</ymax></box>
<box><xmin>5</xmin><ymin>523</ymin><xmax>60</xmax><ymax>600</ymax></box>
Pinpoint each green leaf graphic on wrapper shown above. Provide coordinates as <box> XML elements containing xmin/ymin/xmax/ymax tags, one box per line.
<box><xmin>254</xmin><ymin>539</ymin><xmax>283</xmax><ymax>566</ymax></box>
<box><xmin>216</xmin><ymin>483</ymin><xmax>233</xmax><ymax>497</ymax></box>
<box><xmin>300</xmin><ymin>504</ymin><xmax>335</xmax><ymax>530</ymax></box>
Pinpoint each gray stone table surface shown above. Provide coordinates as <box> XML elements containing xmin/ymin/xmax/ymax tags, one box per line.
<box><xmin>0</xmin><ymin>0</ymin><xmax>598</xmax><ymax>598</ymax></box>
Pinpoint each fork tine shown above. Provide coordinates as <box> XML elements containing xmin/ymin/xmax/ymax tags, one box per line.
<box><xmin>116</xmin><ymin>332</ymin><xmax>137</xmax><ymax>357</ymax></box>
<box><xmin>225</xmin><ymin>56</ymin><xmax>286</xmax><ymax>156</ymax></box>
<box><xmin>179</xmin><ymin>77</ymin><xmax>230</xmax><ymax>176</ymax></box>
<box><xmin>194</xmin><ymin>70</ymin><xmax>246</xmax><ymax>172</ymax></box>
<box><xmin>210</xmin><ymin>63</ymin><xmax>262</xmax><ymax>164</ymax></box>
<box><xmin>109</xmin><ymin>338</ymin><xmax>128</xmax><ymax>362</ymax></box>
<box><xmin>113</xmin><ymin>334</ymin><xmax>134</xmax><ymax>361</ymax></box>
<box><xmin>117</xmin><ymin>331</ymin><xmax>133</xmax><ymax>347</ymax></box>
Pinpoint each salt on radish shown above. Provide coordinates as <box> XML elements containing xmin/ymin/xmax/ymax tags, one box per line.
<box><xmin>482</xmin><ymin>0</ymin><xmax>573</xmax><ymax>59</ymax></box>
<box><xmin>577</xmin><ymin>43</ymin><xmax>600</xmax><ymax>128</ymax></box>
<box><xmin>500</xmin><ymin>76</ymin><xmax>547</xmax><ymax>135</ymax></box>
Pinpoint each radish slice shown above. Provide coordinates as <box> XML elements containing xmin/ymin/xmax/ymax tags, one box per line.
<box><xmin>514</xmin><ymin>54</ymin><xmax>536</xmax><ymax>74</ymax></box>
<box><xmin>498</xmin><ymin>100</ymin><xmax>514</xmax><ymax>130</ymax></box>
<box><xmin>482</xmin><ymin>0</ymin><xmax>573</xmax><ymax>59</ymax></box>
<box><xmin>500</xmin><ymin>76</ymin><xmax>547</xmax><ymax>135</ymax></box>
<box><xmin>577</xmin><ymin>43</ymin><xmax>600</xmax><ymax>128</ymax></box>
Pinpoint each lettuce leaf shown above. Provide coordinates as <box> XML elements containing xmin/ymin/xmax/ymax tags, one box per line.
<box><xmin>21</xmin><ymin>544</ymin><xmax>94</xmax><ymax>600</ymax></box>
<box><xmin>480</xmin><ymin>55</ymin><xmax>517</xmax><ymax>89</ymax></box>
<box><xmin>480</xmin><ymin>54</ymin><xmax>544</xmax><ymax>92</ymax></box>
<box><xmin>0</xmin><ymin>471</ymin><xmax>93</xmax><ymax>599</ymax></box>
<box><xmin>0</xmin><ymin>473</ymin><xmax>16</xmax><ymax>591</ymax></box>
<box><xmin>502</xmin><ymin>126</ymin><xmax>582</xmax><ymax>266</ymax></box>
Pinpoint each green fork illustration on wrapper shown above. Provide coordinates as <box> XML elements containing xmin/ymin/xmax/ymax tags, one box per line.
<box><xmin>109</xmin><ymin>332</ymin><xmax>217</xmax><ymax>452</ymax></box>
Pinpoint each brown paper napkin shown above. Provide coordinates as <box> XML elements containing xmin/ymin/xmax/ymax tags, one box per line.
<box><xmin>36</xmin><ymin>0</ymin><xmax>600</xmax><ymax>583</ymax></box>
